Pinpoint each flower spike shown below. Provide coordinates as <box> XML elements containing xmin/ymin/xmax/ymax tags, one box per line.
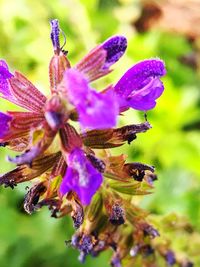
<box><xmin>0</xmin><ymin>19</ymin><xmax>181</xmax><ymax>267</ymax></box>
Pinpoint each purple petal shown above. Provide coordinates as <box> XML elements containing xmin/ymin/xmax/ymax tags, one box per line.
<box><xmin>0</xmin><ymin>112</ymin><xmax>12</xmax><ymax>139</ymax></box>
<box><xmin>114</xmin><ymin>59</ymin><xmax>166</xmax><ymax>111</ymax></box>
<box><xmin>64</xmin><ymin>69</ymin><xmax>119</xmax><ymax>129</ymax></box>
<box><xmin>0</xmin><ymin>60</ymin><xmax>13</xmax><ymax>99</ymax></box>
<box><xmin>78</xmin><ymin>89</ymin><xmax>118</xmax><ymax>130</ymax></box>
<box><xmin>101</xmin><ymin>35</ymin><xmax>127</xmax><ymax>69</ymax></box>
<box><xmin>75</xmin><ymin>36</ymin><xmax>127</xmax><ymax>82</ymax></box>
<box><xmin>60</xmin><ymin>148</ymin><xmax>103</xmax><ymax>205</ymax></box>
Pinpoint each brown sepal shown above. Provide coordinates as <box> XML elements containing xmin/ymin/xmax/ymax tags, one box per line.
<box><xmin>1</xmin><ymin>111</ymin><xmax>44</xmax><ymax>143</ymax></box>
<box><xmin>9</xmin><ymin>72</ymin><xmax>47</xmax><ymax>113</ymax></box>
<box><xmin>49</xmin><ymin>53</ymin><xmax>70</xmax><ymax>93</ymax></box>
<box><xmin>82</xmin><ymin>122</ymin><xmax>151</xmax><ymax>149</ymax></box>
<box><xmin>59</xmin><ymin>123</ymin><xmax>82</xmax><ymax>153</ymax></box>
<box><xmin>75</xmin><ymin>46</ymin><xmax>111</xmax><ymax>82</ymax></box>
<box><xmin>0</xmin><ymin>152</ymin><xmax>61</xmax><ymax>188</ymax></box>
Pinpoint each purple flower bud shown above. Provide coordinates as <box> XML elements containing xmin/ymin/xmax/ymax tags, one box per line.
<box><xmin>64</xmin><ymin>69</ymin><xmax>119</xmax><ymax>130</ymax></box>
<box><xmin>50</xmin><ymin>19</ymin><xmax>60</xmax><ymax>54</ymax></box>
<box><xmin>111</xmin><ymin>254</ymin><xmax>122</xmax><ymax>267</ymax></box>
<box><xmin>143</xmin><ymin>224</ymin><xmax>160</xmax><ymax>239</ymax></box>
<box><xmin>109</xmin><ymin>204</ymin><xmax>125</xmax><ymax>225</ymax></box>
<box><xmin>60</xmin><ymin>148</ymin><xmax>103</xmax><ymax>205</ymax></box>
<box><xmin>114</xmin><ymin>59</ymin><xmax>166</xmax><ymax>111</ymax></box>
<box><xmin>75</xmin><ymin>36</ymin><xmax>127</xmax><ymax>82</ymax></box>
<box><xmin>165</xmin><ymin>250</ymin><xmax>176</xmax><ymax>266</ymax></box>
<box><xmin>0</xmin><ymin>112</ymin><xmax>12</xmax><ymax>139</ymax></box>
<box><xmin>102</xmin><ymin>36</ymin><xmax>127</xmax><ymax>69</ymax></box>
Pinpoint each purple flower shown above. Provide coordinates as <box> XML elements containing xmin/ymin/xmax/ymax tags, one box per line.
<box><xmin>0</xmin><ymin>112</ymin><xmax>12</xmax><ymax>139</ymax></box>
<box><xmin>0</xmin><ymin>60</ymin><xmax>13</xmax><ymax>100</ymax></box>
<box><xmin>64</xmin><ymin>69</ymin><xmax>119</xmax><ymax>130</ymax></box>
<box><xmin>114</xmin><ymin>59</ymin><xmax>166</xmax><ymax>111</ymax></box>
<box><xmin>59</xmin><ymin>148</ymin><xmax>103</xmax><ymax>205</ymax></box>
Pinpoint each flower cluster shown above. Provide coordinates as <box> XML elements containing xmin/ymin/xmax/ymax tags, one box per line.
<box><xmin>0</xmin><ymin>19</ymin><xmax>190</xmax><ymax>267</ymax></box>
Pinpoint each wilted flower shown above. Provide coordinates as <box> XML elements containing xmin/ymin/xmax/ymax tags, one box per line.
<box><xmin>0</xmin><ymin>19</ymin><xmax>171</xmax><ymax>266</ymax></box>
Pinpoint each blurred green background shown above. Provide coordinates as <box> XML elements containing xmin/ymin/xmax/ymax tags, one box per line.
<box><xmin>0</xmin><ymin>0</ymin><xmax>200</xmax><ymax>266</ymax></box>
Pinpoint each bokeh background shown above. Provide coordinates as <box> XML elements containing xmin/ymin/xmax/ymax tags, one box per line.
<box><xmin>0</xmin><ymin>0</ymin><xmax>200</xmax><ymax>266</ymax></box>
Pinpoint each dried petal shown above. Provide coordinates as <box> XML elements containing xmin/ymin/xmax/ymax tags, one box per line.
<box><xmin>36</xmin><ymin>198</ymin><xmax>61</xmax><ymax>218</ymax></box>
<box><xmin>123</xmin><ymin>162</ymin><xmax>155</xmax><ymax>181</ymax></box>
<box><xmin>24</xmin><ymin>182</ymin><xmax>46</xmax><ymax>214</ymax></box>
<box><xmin>71</xmin><ymin>199</ymin><xmax>84</xmax><ymax>229</ymax></box>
